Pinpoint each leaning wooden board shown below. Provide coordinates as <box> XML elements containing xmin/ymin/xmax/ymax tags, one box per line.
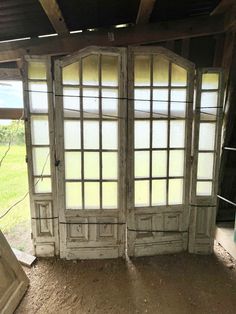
<box><xmin>0</xmin><ymin>230</ymin><xmax>29</xmax><ymax>314</ymax></box>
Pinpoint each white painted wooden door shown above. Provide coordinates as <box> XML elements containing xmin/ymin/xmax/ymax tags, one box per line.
<box><xmin>55</xmin><ymin>47</ymin><xmax>127</xmax><ymax>259</ymax></box>
<box><xmin>127</xmin><ymin>47</ymin><xmax>195</xmax><ymax>257</ymax></box>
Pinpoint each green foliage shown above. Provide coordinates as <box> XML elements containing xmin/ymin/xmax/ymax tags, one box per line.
<box><xmin>0</xmin><ymin>121</ymin><xmax>25</xmax><ymax>144</ymax></box>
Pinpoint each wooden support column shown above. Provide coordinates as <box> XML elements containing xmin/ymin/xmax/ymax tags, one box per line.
<box><xmin>136</xmin><ymin>0</ymin><xmax>156</xmax><ymax>24</ymax></box>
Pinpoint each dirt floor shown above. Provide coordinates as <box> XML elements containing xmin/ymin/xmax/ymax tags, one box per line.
<box><xmin>16</xmin><ymin>244</ymin><xmax>236</xmax><ymax>314</ymax></box>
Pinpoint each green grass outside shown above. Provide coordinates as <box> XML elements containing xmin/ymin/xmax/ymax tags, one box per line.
<box><xmin>0</xmin><ymin>145</ymin><xmax>30</xmax><ymax>233</ymax></box>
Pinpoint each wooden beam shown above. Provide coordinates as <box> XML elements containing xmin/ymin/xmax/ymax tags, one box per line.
<box><xmin>0</xmin><ymin>68</ymin><xmax>21</xmax><ymax>80</ymax></box>
<box><xmin>0</xmin><ymin>108</ymin><xmax>24</xmax><ymax>119</ymax></box>
<box><xmin>0</xmin><ymin>14</ymin><xmax>225</xmax><ymax>62</ymax></box>
<box><xmin>136</xmin><ymin>0</ymin><xmax>156</xmax><ymax>24</ymax></box>
<box><xmin>39</xmin><ymin>0</ymin><xmax>68</xmax><ymax>35</ymax></box>
<box><xmin>211</xmin><ymin>0</ymin><xmax>235</xmax><ymax>16</ymax></box>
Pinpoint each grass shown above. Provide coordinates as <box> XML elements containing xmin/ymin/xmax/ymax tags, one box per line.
<box><xmin>0</xmin><ymin>145</ymin><xmax>30</xmax><ymax>233</ymax></box>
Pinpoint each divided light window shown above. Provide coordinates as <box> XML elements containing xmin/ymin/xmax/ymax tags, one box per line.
<box><xmin>62</xmin><ymin>54</ymin><xmax>120</xmax><ymax>210</ymax></box>
<box><xmin>133</xmin><ymin>54</ymin><xmax>188</xmax><ymax>207</ymax></box>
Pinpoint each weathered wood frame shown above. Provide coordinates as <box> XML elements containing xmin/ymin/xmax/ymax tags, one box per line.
<box><xmin>54</xmin><ymin>46</ymin><xmax>127</xmax><ymax>259</ymax></box>
<box><xmin>23</xmin><ymin>55</ymin><xmax>59</xmax><ymax>256</ymax></box>
<box><xmin>189</xmin><ymin>68</ymin><xmax>225</xmax><ymax>253</ymax></box>
<box><xmin>127</xmin><ymin>46</ymin><xmax>195</xmax><ymax>256</ymax></box>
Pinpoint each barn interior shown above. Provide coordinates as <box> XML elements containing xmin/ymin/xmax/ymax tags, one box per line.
<box><xmin>0</xmin><ymin>0</ymin><xmax>236</xmax><ymax>313</ymax></box>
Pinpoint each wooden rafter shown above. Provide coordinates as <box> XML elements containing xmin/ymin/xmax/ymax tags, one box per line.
<box><xmin>211</xmin><ymin>0</ymin><xmax>235</xmax><ymax>16</ymax></box>
<box><xmin>39</xmin><ymin>0</ymin><xmax>68</xmax><ymax>35</ymax></box>
<box><xmin>0</xmin><ymin>14</ymin><xmax>226</xmax><ymax>62</ymax></box>
<box><xmin>136</xmin><ymin>0</ymin><xmax>156</xmax><ymax>24</ymax></box>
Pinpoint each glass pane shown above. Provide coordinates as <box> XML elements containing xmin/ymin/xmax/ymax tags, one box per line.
<box><xmin>171</xmin><ymin>64</ymin><xmax>187</xmax><ymax>86</ymax></box>
<box><xmin>102</xmin><ymin>89</ymin><xmax>118</xmax><ymax>117</ymax></box>
<box><xmin>135</xmin><ymin>121</ymin><xmax>150</xmax><ymax>149</ymax></box>
<box><xmin>64</xmin><ymin>120</ymin><xmax>81</xmax><ymax>149</ymax></box>
<box><xmin>29</xmin><ymin>82</ymin><xmax>48</xmax><ymax>112</ymax></box>
<box><xmin>65</xmin><ymin>152</ymin><xmax>81</xmax><ymax>179</ymax></box>
<box><xmin>152</xmin><ymin>179</ymin><xmax>166</xmax><ymax>205</ymax></box>
<box><xmin>66</xmin><ymin>182</ymin><xmax>82</xmax><ymax>209</ymax></box>
<box><xmin>82</xmin><ymin>55</ymin><xmax>99</xmax><ymax>86</ymax></box>
<box><xmin>32</xmin><ymin>147</ymin><xmax>51</xmax><ymax>176</ymax></box>
<box><xmin>28</xmin><ymin>62</ymin><xmax>46</xmax><ymax>80</ymax></box>
<box><xmin>134</xmin><ymin>89</ymin><xmax>150</xmax><ymax>118</ymax></box>
<box><xmin>202</xmin><ymin>73</ymin><xmax>219</xmax><ymax>90</ymax></box>
<box><xmin>34</xmin><ymin>177</ymin><xmax>51</xmax><ymax>193</ymax></box>
<box><xmin>197</xmin><ymin>153</ymin><xmax>214</xmax><ymax>180</ymax></box>
<box><xmin>31</xmin><ymin>116</ymin><xmax>49</xmax><ymax>145</ymax></box>
<box><xmin>200</xmin><ymin>92</ymin><xmax>218</xmax><ymax>119</ymax></box>
<box><xmin>152</xmin><ymin>121</ymin><xmax>168</xmax><ymax>148</ymax></box>
<box><xmin>83</xmin><ymin>121</ymin><xmax>99</xmax><ymax>149</ymax></box>
<box><xmin>168</xmin><ymin>179</ymin><xmax>183</xmax><ymax>205</ymax></box>
<box><xmin>135</xmin><ymin>151</ymin><xmax>149</xmax><ymax>178</ymax></box>
<box><xmin>152</xmin><ymin>151</ymin><xmax>167</xmax><ymax>177</ymax></box>
<box><xmin>169</xmin><ymin>150</ymin><xmax>184</xmax><ymax>177</ymax></box>
<box><xmin>170</xmin><ymin>121</ymin><xmax>185</xmax><ymax>148</ymax></box>
<box><xmin>102</xmin><ymin>182</ymin><xmax>118</xmax><ymax>208</ymax></box>
<box><xmin>102</xmin><ymin>152</ymin><xmax>118</xmax><ymax>179</ymax></box>
<box><xmin>196</xmin><ymin>181</ymin><xmax>212</xmax><ymax>196</ymax></box>
<box><xmin>199</xmin><ymin>123</ymin><xmax>215</xmax><ymax>150</ymax></box>
<box><xmin>62</xmin><ymin>62</ymin><xmax>79</xmax><ymax>85</ymax></box>
<box><xmin>84</xmin><ymin>152</ymin><xmax>100</xmax><ymax>179</ymax></box>
<box><xmin>101</xmin><ymin>55</ymin><xmax>118</xmax><ymax>86</ymax></box>
<box><xmin>134</xmin><ymin>55</ymin><xmax>151</xmax><ymax>86</ymax></box>
<box><xmin>135</xmin><ymin>180</ymin><xmax>149</xmax><ymax>207</ymax></box>
<box><xmin>153</xmin><ymin>89</ymin><xmax>168</xmax><ymax>117</ymax></box>
<box><xmin>63</xmin><ymin>87</ymin><xmax>80</xmax><ymax>115</ymax></box>
<box><xmin>83</xmin><ymin>88</ymin><xmax>99</xmax><ymax>117</ymax></box>
<box><xmin>170</xmin><ymin>89</ymin><xmax>186</xmax><ymax>117</ymax></box>
<box><xmin>0</xmin><ymin>81</ymin><xmax>23</xmax><ymax>109</ymax></box>
<box><xmin>102</xmin><ymin>121</ymin><xmax>118</xmax><ymax>149</ymax></box>
<box><xmin>153</xmin><ymin>56</ymin><xmax>169</xmax><ymax>86</ymax></box>
<box><xmin>84</xmin><ymin>182</ymin><xmax>100</xmax><ymax>209</ymax></box>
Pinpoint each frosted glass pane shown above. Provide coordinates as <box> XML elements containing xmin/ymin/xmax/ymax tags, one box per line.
<box><xmin>101</xmin><ymin>55</ymin><xmax>118</xmax><ymax>86</ymax></box>
<box><xmin>84</xmin><ymin>182</ymin><xmax>100</xmax><ymax>209</ymax></box>
<box><xmin>135</xmin><ymin>180</ymin><xmax>149</xmax><ymax>207</ymax></box>
<box><xmin>102</xmin><ymin>121</ymin><xmax>118</xmax><ymax>149</ymax></box>
<box><xmin>135</xmin><ymin>121</ymin><xmax>150</xmax><ymax>149</ymax></box>
<box><xmin>199</xmin><ymin>123</ymin><xmax>215</xmax><ymax>150</ymax></box>
<box><xmin>152</xmin><ymin>121</ymin><xmax>168</xmax><ymax>148</ymax></box>
<box><xmin>84</xmin><ymin>121</ymin><xmax>99</xmax><ymax>149</ymax></box>
<box><xmin>102</xmin><ymin>152</ymin><xmax>118</xmax><ymax>179</ymax></box>
<box><xmin>66</xmin><ymin>182</ymin><xmax>82</xmax><ymax>209</ymax></box>
<box><xmin>202</xmin><ymin>73</ymin><xmax>219</xmax><ymax>89</ymax></box>
<box><xmin>32</xmin><ymin>147</ymin><xmax>50</xmax><ymax>176</ymax></box>
<box><xmin>152</xmin><ymin>179</ymin><xmax>166</xmax><ymax>205</ymax></box>
<box><xmin>31</xmin><ymin>116</ymin><xmax>49</xmax><ymax>145</ymax></box>
<box><xmin>134</xmin><ymin>55</ymin><xmax>151</xmax><ymax>86</ymax></box>
<box><xmin>200</xmin><ymin>92</ymin><xmax>218</xmax><ymax>119</ymax></box>
<box><xmin>34</xmin><ymin>177</ymin><xmax>51</xmax><ymax>194</ymax></box>
<box><xmin>62</xmin><ymin>62</ymin><xmax>79</xmax><ymax>85</ymax></box>
<box><xmin>152</xmin><ymin>151</ymin><xmax>167</xmax><ymax>177</ymax></box>
<box><xmin>197</xmin><ymin>181</ymin><xmax>212</xmax><ymax>196</ymax></box>
<box><xmin>102</xmin><ymin>182</ymin><xmax>118</xmax><ymax>208</ymax></box>
<box><xmin>169</xmin><ymin>179</ymin><xmax>183</xmax><ymax>205</ymax></box>
<box><xmin>102</xmin><ymin>89</ymin><xmax>118</xmax><ymax>116</ymax></box>
<box><xmin>153</xmin><ymin>56</ymin><xmax>169</xmax><ymax>86</ymax></box>
<box><xmin>134</xmin><ymin>89</ymin><xmax>150</xmax><ymax>118</ymax></box>
<box><xmin>64</xmin><ymin>120</ymin><xmax>81</xmax><ymax>149</ymax></box>
<box><xmin>171</xmin><ymin>64</ymin><xmax>187</xmax><ymax>86</ymax></box>
<box><xmin>170</xmin><ymin>89</ymin><xmax>186</xmax><ymax>117</ymax></box>
<box><xmin>83</xmin><ymin>88</ymin><xmax>99</xmax><ymax>117</ymax></box>
<box><xmin>169</xmin><ymin>150</ymin><xmax>184</xmax><ymax>177</ymax></box>
<box><xmin>197</xmin><ymin>153</ymin><xmax>214</xmax><ymax>180</ymax></box>
<box><xmin>29</xmin><ymin>82</ymin><xmax>48</xmax><ymax>112</ymax></box>
<box><xmin>28</xmin><ymin>62</ymin><xmax>46</xmax><ymax>80</ymax></box>
<box><xmin>84</xmin><ymin>152</ymin><xmax>99</xmax><ymax>179</ymax></box>
<box><xmin>65</xmin><ymin>152</ymin><xmax>81</xmax><ymax>179</ymax></box>
<box><xmin>170</xmin><ymin>121</ymin><xmax>185</xmax><ymax>148</ymax></box>
<box><xmin>63</xmin><ymin>87</ymin><xmax>80</xmax><ymax>115</ymax></box>
<box><xmin>82</xmin><ymin>55</ymin><xmax>99</xmax><ymax>85</ymax></box>
<box><xmin>135</xmin><ymin>151</ymin><xmax>149</xmax><ymax>178</ymax></box>
<box><xmin>153</xmin><ymin>89</ymin><xmax>168</xmax><ymax>117</ymax></box>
